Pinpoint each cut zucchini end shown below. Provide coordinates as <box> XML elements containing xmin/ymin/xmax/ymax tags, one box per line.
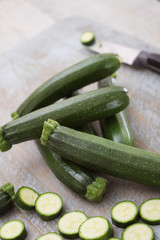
<box><xmin>36</xmin><ymin>232</ymin><xmax>63</xmax><ymax>240</ymax></box>
<box><xmin>58</xmin><ymin>211</ymin><xmax>88</xmax><ymax>239</ymax></box>
<box><xmin>40</xmin><ymin>119</ymin><xmax>60</xmax><ymax>146</ymax></box>
<box><xmin>122</xmin><ymin>223</ymin><xmax>154</xmax><ymax>240</ymax></box>
<box><xmin>80</xmin><ymin>31</ymin><xmax>95</xmax><ymax>46</ymax></box>
<box><xmin>140</xmin><ymin>198</ymin><xmax>160</xmax><ymax>225</ymax></box>
<box><xmin>15</xmin><ymin>186</ymin><xmax>39</xmax><ymax>210</ymax></box>
<box><xmin>0</xmin><ymin>127</ymin><xmax>12</xmax><ymax>152</ymax></box>
<box><xmin>85</xmin><ymin>177</ymin><xmax>108</xmax><ymax>202</ymax></box>
<box><xmin>111</xmin><ymin>200</ymin><xmax>139</xmax><ymax>228</ymax></box>
<box><xmin>0</xmin><ymin>220</ymin><xmax>27</xmax><ymax>240</ymax></box>
<box><xmin>79</xmin><ymin>216</ymin><xmax>112</xmax><ymax>240</ymax></box>
<box><xmin>11</xmin><ymin>111</ymin><xmax>20</xmax><ymax>120</ymax></box>
<box><xmin>1</xmin><ymin>182</ymin><xmax>15</xmax><ymax>200</ymax></box>
<box><xmin>35</xmin><ymin>192</ymin><xmax>63</xmax><ymax>221</ymax></box>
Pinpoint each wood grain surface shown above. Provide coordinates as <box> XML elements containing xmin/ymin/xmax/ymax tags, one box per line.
<box><xmin>0</xmin><ymin>18</ymin><xmax>160</xmax><ymax>239</ymax></box>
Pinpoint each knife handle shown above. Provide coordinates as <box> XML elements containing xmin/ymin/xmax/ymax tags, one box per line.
<box><xmin>133</xmin><ymin>50</ymin><xmax>160</xmax><ymax>73</ymax></box>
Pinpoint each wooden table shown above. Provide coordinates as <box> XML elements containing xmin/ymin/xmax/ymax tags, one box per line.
<box><xmin>0</xmin><ymin>17</ymin><xmax>160</xmax><ymax>239</ymax></box>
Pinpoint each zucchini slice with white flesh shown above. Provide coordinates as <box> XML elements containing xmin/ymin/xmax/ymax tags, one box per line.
<box><xmin>111</xmin><ymin>201</ymin><xmax>139</xmax><ymax>228</ymax></box>
<box><xmin>109</xmin><ymin>238</ymin><xmax>121</xmax><ymax>240</ymax></box>
<box><xmin>0</xmin><ymin>220</ymin><xmax>27</xmax><ymax>240</ymax></box>
<box><xmin>35</xmin><ymin>192</ymin><xmax>63</xmax><ymax>221</ymax></box>
<box><xmin>36</xmin><ymin>232</ymin><xmax>63</xmax><ymax>240</ymax></box>
<box><xmin>79</xmin><ymin>216</ymin><xmax>113</xmax><ymax>240</ymax></box>
<box><xmin>80</xmin><ymin>31</ymin><xmax>95</xmax><ymax>46</ymax></box>
<box><xmin>14</xmin><ymin>186</ymin><xmax>39</xmax><ymax>210</ymax></box>
<box><xmin>139</xmin><ymin>198</ymin><xmax>160</xmax><ymax>225</ymax></box>
<box><xmin>58</xmin><ymin>211</ymin><xmax>87</xmax><ymax>239</ymax></box>
<box><xmin>122</xmin><ymin>223</ymin><xmax>154</xmax><ymax>240</ymax></box>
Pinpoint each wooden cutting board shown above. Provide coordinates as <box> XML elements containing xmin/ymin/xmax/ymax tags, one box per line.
<box><xmin>0</xmin><ymin>17</ymin><xmax>160</xmax><ymax>239</ymax></box>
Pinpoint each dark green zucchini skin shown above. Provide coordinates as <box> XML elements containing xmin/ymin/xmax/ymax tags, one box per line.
<box><xmin>36</xmin><ymin>141</ymin><xmax>94</xmax><ymax>195</ymax></box>
<box><xmin>98</xmin><ymin>78</ymin><xmax>134</xmax><ymax>146</ymax></box>
<box><xmin>0</xmin><ymin>190</ymin><xmax>13</xmax><ymax>215</ymax></box>
<box><xmin>12</xmin><ymin>53</ymin><xmax>121</xmax><ymax>118</ymax></box>
<box><xmin>0</xmin><ymin>183</ymin><xmax>15</xmax><ymax>215</ymax></box>
<box><xmin>0</xmin><ymin>86</ymin><xmax>129</xmax><ymax>151</ymax></box>
<box><xmin>43</xmin><ymin>123</ymin><xmax>160</xmax><ymax>188</ymax></box>
<box><xmin>35</xmin><ymin>90</ymin><xmax>107</xmax><ymax>202</ymax></box>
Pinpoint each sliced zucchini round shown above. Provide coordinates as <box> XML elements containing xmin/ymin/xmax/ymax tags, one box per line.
<box><xmin>111</xmin><ymin>201</ymin><xmax>139</xmax><ymax>228</ymax></box>
<box><xmin>15</xmin><ymin>186</ymin><xmax>39</xmax><ymax>210</ymax></box>
<box><xmin>58</xmin><ymin>211</ymin><xmax>87</xmax><ymax>239</ymax></box>
<box><xmin>35</xmin><ymin>192</ymin><xmax>63</xmax><ymax>221</ymax></box>
<box><xmin>122</xmin><ymin>223</ymin><xmax>154</xmax><ymax>240</ymax></box>
<box><xmin>109</xmin><ymin>238</ymin><xmax>121</xmax><ymax>240</ymax></box>
<box><xmin>36</xmin><ymin>232</ymin><xmax>63</xmax><ymax>240</ymax></box>
<box><xmin>80</xmin><ymin>31</ymin><xmax>95</xmax><ymax>46</ymax></box>
<box><xmin>79</xmin><ymin>216</ymin><xmax>113</xmax><ymax>240</ymax></box>
<box><xmin>139</xmin><ymin>198</ymin><xmax>160</xmax><ymax>225</ymax></box>
<box><xmin>0</xmin><ymin>220</ymin><xmax>27</xmax><ymax>240</ymax></box>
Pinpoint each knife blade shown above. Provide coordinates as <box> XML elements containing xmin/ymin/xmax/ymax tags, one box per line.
<box><xmin>87</xmin><ymin>40</ymin><xmax>160</xmax><ymax>73</ymax></box>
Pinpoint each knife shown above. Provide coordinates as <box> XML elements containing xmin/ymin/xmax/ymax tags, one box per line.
<box><xmin>87</xmin><ymin>40</ymin><xmax>160</xmax><ymax>73</ymax></box>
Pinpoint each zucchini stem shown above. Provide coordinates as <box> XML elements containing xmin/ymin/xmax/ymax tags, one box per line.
<box><xmin>85</xmin><ymin>177</ymin><xmax>108</xmax><ymax>202</ymax></box>
<box><xmin>0</xmin><ymin>127</ymin><xmax>12</xmax><ymax>152</ymax></box>
<box><xmin>41</xmin><ymin>119</ymin><xmax>59</xmax><ymax>146</ymax></box>
<box><xmin>1</xmin><ymin>182</ymin><xmax>15</xmax><ymax>200</ymax></box>
<box><xmin>11</xmin><ymin>111</ymin><xmax>20</xmax><ymax>120</ymax></box>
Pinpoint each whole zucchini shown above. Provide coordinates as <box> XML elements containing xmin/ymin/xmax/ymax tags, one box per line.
<box><xmin>98</xmin><ymin>77</ymin><xmax>134</xmax><ymax>146</ymax></box>
<box><xmin>36</xmin><ymin>90</ymin><xmax>107</xmax><ymax>202</ymax></box>
<box><xmin>0</xmin><ymin>86</ymin><xmax>129</xmax><ymax>151</ymax></box>
<box><xmin>11</xmin><ymin>53</ymin><xmax>121</xmax><ymax>119</ymax></box>
<box><xmin>41</xmin><ymin>120</ymin><xmax>160</xmax><ymax>188</ymax></box>
<box><xmin>0</xmin><ymin>183</ymin><xmax>15</xmax><ymax>215</ymax></box>
<box><xmin>36</xmin><ymin>140</ymin><xmax>107</xmax><ymax>202</ymax></box>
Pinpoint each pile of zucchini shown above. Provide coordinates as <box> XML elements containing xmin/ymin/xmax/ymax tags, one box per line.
<box><xmin>1</xmin><ymin>52</ymin><xmax>160</xmax><ymax>196</ymax></box>
<box><xmin>1</xmin><ymin>52</ymin><xmax>160</xmax><ymax>239</ymax></box>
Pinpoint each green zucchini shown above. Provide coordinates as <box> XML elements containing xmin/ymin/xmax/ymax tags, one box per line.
<box><xmin>139</xmin><ymin>198</ymin><xmax>160</xmax><ymax>225</ymax></box>
<box><xmin>41</xmin><ymin>120</ymin><xmax>160</xmax><ymax>188</ymax></box>
<box><xmin>36</xmin><ymin>141</ymin><xmax>107</xmax><ymax>202</ymax></box>
<box><xmin>36</xmin><ymin>110</ymin><xmax>107</xmax><ymax>202</ymax></box>
<box><xmin>108</xmin><ymin>238</ymin><xmax>121</xmax><ymax>240</ymax></box>
<box><xmin>79</xmin><ymin>216</ymin><xmax>113</xmax><ymax>240</ymax></box>
<box><xmin>111</xmin><ymin>201</ymin><xmax>139</xmax><ymax>228</ymax></box>
<box><xmin>0</xmin><ymin>86</ymin><xmax>129</xmax><ymax>151</ymax></box>
<box><xmin>11</xmin><ymin>53</ymin><xmax>121</xmax><ymax>119</ymax></box>
<box><xmin>0</xmin><ymin>182</ymin><xmax>15</xmax><ymax>215</ymax></box>
<box><xmin>122</xmin><ymin>223</ymin><xmax>154</xmax><ymax>240</ymax></box>
<box><xmin>80</xmin><ymin>31</ymin><xmax>95</xmax><ymax>46</ymax></box>
<box><xmin>36</xmin><ymin>232</ymin><xmax>63</xmax><ymax>240</ymax></box>
<box><xmin>0</xmin><ymin>220</ymin><xmax>27</xmax><ymax>240</ymax></box>
<box><xmin>14</xmin><ymin>186</ymin><xmax>39</xmax><ymax>210</ymax></box>
<box><xmin>35</xmin><ymin>192</ymin><xmax>63</xmax><ymax>221</ymax></box>
<box><xmin>58</xmin><ymin>211</ymin><xmax>88</xmax><ymax>239</ymax></box>
<box><xmin>98</xmin><ymin>77</ymin><xmax>134</xmax><ymax>146</ymax></box>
